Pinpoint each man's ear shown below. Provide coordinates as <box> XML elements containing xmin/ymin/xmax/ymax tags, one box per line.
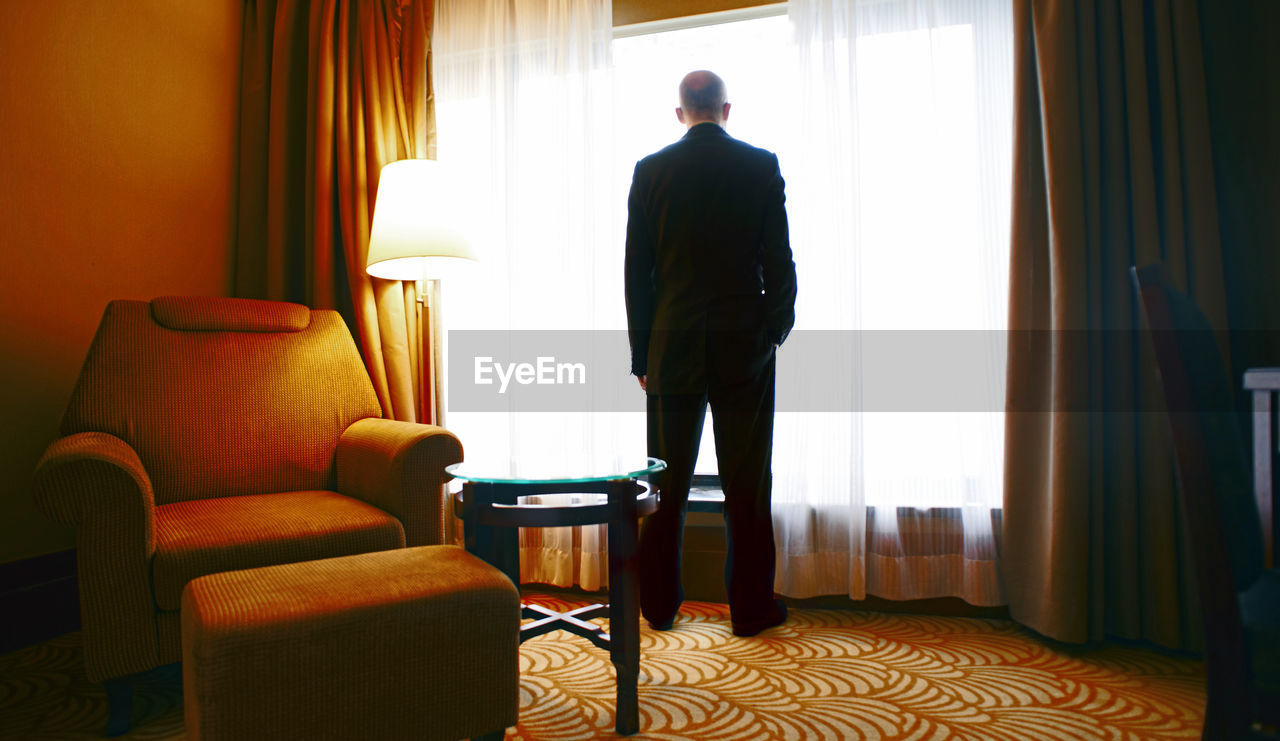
<box><xmin>722</xmin><ymin>102</ymin><xmax>731</xmax><ymax>121</ymax></box>
<box><xmin>676</xmin><ymin>107</ymin><xmax>686</xmax><ymax>124</ymax></box>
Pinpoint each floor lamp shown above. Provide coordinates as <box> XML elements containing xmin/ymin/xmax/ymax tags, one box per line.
<box><xmin>366</xmin><ymin>159</ymin><xmax>476</xmax><ymax>425</ymax></box>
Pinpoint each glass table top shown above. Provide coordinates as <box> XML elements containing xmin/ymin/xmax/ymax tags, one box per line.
<box><xmin>446</xmin><ymin>456</ymin><xmax>665</xmax><ymax>485</ymax></box>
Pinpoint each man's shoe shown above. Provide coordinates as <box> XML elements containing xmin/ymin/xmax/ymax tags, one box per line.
<box><xmin>732</xmin><ymin>600</ymin><xmax>787</xmax><ymax>637</ymax></box>
<box><xmin>645</xmin><ymin>609</ymin><xmax>677</xmax><ymax>631</ymax></box>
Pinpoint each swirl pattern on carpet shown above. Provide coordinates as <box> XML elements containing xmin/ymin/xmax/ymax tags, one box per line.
<box><xmin>512</xmin><ymin>595</ymin><xmax>1204</xmax><ymax>740</ymax></box>
<box><xmin>0</xmin><ymin>595</ymin><xmax>1205</xmax><ymax>739</ymax></box>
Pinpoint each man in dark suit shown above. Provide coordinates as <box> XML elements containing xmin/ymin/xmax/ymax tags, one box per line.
<box><xmin>625</xmin><ymin>70</ymin><xmax>797</xmax><ymax>637</ymax></box>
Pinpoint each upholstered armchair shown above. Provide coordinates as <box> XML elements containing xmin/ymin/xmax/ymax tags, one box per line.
<box><xmin>32</xmin><ymin>297</ymin><xmax>462</xmax><ymax>729</ymax></box>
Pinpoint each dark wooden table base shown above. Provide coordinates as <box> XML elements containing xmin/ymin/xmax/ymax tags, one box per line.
<box><xmin>457</xmin><ymin>478</ymin><xmax>657</xmax><ymax>736</ymax></box>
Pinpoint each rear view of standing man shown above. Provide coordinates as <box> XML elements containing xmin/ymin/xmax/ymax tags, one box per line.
<box><xmin>625</xmin><ymin>70</ymin><xmax>797</xmax><ymax>637</ymax></box>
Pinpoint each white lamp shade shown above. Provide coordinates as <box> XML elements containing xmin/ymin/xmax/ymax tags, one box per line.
<box><xmin>366</xmin><ymin>159</ymin><xmax>477</xmax><ymax>280</ymax></box>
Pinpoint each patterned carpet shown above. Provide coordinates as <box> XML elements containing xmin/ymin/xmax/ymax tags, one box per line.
<box><xmin>0</xmin><ymin>594</ymin><xmax>1205</xmax><ymax>740</ymax></box>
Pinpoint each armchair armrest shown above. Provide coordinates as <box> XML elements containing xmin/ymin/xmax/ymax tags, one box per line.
<box><xmin>33</xmin><ymin>432</ymin><xmax>155</xmax><ymax>530</ymax></box>
<box><xmin>336</xmin><ymin>418</ymin><xmax>463</xmax><ymax>546</ymax></box>
<box><xmin>31</xmin><ymin>432</ymin><xmax>160</xmax><ymax>681</ymax></box>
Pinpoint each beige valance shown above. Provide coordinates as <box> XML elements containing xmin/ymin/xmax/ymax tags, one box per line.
<box><xmin>613</xmin><ymin>0</ymin><xmax>782</xmax><ymax>27</ymax></box>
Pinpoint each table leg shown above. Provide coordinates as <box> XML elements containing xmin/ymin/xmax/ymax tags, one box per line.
<box><xmin>1254</xmin><ymin>390</ymin><xmax>1274</xmax><ymax>568</ymax></box>
<box><xmin>464</xmin><ymin>483</ymin><xmax>521</xmax><ymax>587</ymax></box>
<box><xmin>607</xmin><ymin>479</ymin><xmax>640</xmax><ymax>736</ymax></box>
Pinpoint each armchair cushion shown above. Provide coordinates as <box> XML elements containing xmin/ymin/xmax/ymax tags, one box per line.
<box><xmin>152</xmin><ymin>490</ymin><xmax>404</xmax><ymax>611</ymax></box>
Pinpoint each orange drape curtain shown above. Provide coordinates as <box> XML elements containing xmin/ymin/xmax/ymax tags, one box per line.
<box><xmin>1002</xmin><ymin>0</ymin><xmax>1229</xmax><ymax>649</ymax></box>
<box><xmin>235</xmin><ymin>0</ymin><xmax>439</xmax><ymax>424</ymax></box>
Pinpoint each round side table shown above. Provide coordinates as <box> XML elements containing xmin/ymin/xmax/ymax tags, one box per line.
<box><xmin>447</xmin><ymin>456</ymin><xmax>666</xmax><ymax>736</ymax></box>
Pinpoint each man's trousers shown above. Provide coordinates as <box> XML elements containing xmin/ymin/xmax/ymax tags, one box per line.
<box><xmin>638</xmin><ymin>355</ymin><xmax>777</xmax><ymax>626</ymax></box>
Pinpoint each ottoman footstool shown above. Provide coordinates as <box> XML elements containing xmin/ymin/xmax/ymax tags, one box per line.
<box><xmin>181</xmin><ymin>545</ymin><xmax>519</xmax><ymax>741</ymax></box>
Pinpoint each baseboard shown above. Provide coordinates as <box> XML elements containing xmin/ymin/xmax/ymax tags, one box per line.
<box><xmin>0</xmin><ymin>549</ymin><xmax>80</xmax><ymax>654</ymax></box>
<box><xmin>786</xmin><ymin>593</ymin><xmax>1009</xmax><ymax>619</ymax></box>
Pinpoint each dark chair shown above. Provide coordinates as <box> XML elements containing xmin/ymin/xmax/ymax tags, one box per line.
<box><xmin>1132</xmin><ymin>264</ymin><xmax>1280</xmax><ymax>739</ymax></box>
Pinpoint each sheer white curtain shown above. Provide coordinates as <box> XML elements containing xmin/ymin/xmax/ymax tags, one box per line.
<box><xmin>434</xmin><ymin>0</ymin><xmax>627</xmax><ymax>590</ymax></box>
<box><xmin>774</xmin><ymin>0</ymin><xmax>1014</xmax><ymax>605</ymax></box>
<box><xmin>436</xmin><ymin>0</ymin><xmax>1014</xmax><ymax>604</ymax></box>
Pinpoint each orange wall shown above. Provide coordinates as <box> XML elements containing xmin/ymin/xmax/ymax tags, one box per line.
<box><xmin>0</xmin><ymin>1</ymin><xmax>244</xmax><ymax>563</ymax></box>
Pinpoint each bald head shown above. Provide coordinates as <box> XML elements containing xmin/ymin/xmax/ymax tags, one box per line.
<box><xmin>677</xmin><ymin>70</ymin><xmax>730</xmax><ymax>127</ymax></box>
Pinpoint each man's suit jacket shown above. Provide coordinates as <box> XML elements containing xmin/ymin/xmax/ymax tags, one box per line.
<box><xmin>625</xmin><ymin>122</ymin><xmax>797</xmax><ymax>395</ymax></box>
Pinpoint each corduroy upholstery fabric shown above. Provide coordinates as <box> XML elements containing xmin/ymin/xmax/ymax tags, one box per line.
<box><xmin>32</xmin><ymin>298</ymin><xmax>464</xmax><ymax>685</ymax></box>
<box><xmin>182</xmin><ymin>546</ymin><xmax>519</xmax><ymax>741</ymax></box>
<box><xmin>156</xmin><ymin>612</ymin><xmax>182</xmax><ymax>666</ymax></box>
<box><xmin>150</xmin><ymin>295</ymin><xmax>310</xmax><ymax>333</ymax></box>
<box><xmin>60</xmin><ymin>299</ymin><xmax>382</xmax><ymax>505</ymax></box>
<box><xmin>152</xmin><ymin>490</ymin><xmax>404</xmax><ymax>610</ymax></box>
<box><xmin>33</xmin><ymin>432</ymin><xmax>161</xmax><ymax>682</ymax></box>
<box><xmin>337</xmin><ymin>418</ymin><xmax>463</xmax><ymax>546</ymax></box>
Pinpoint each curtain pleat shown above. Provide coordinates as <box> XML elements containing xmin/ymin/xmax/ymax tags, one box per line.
<box><xmin>1002</xmin><ymin>0</ymin><xmax>1226</xmax><ymax>649</ymax></box>
<box><xmin>237</xmin><ymin>0</ymin><xmax>439</xmax><ymax>425</ymax></box>
<box><xmin>777</xmin><ymin>0</ymin><xmax>1014</xmax><ymax>607</ymax></box>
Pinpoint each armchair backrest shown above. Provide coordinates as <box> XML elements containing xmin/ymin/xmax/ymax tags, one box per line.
<box><xmin>61</xmin><ymin>297</ymin><xmax>383</xmax><ymax>505</ymax></box>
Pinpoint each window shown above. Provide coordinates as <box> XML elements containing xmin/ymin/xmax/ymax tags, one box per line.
<box><xmin>437</xmin><ymin>0</ymin><xmax>1012</xmax><ymax>508</ymax></box>
<box><xmin>611</xmin><ymin>5</ymin><xmax>1011</xmax><ymax>507</ymax></box>
<box><xmin>435</xmin><ymin>0</ymin><xmax>1014</xmax><ymax>601</ymax></box>
<box><xmin>614</xmin><ymin>9</ymin><xmax>794</xmax><ymax>476</ymax></box>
